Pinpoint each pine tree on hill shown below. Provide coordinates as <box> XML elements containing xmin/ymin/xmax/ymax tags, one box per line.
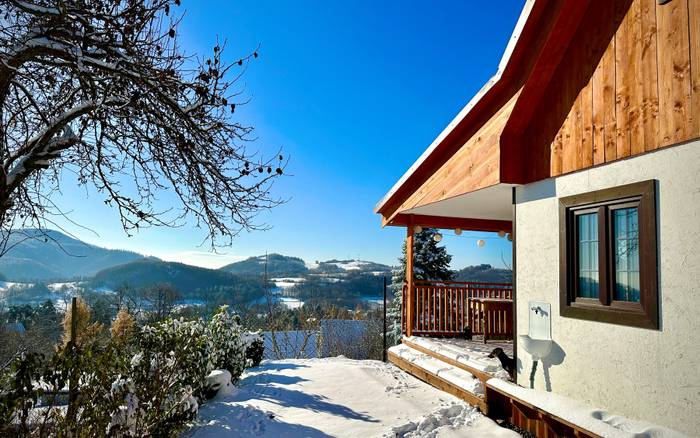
<box><xmin>388</xmin><ymin>228</ymin><xmax>454</xmax><ymax>344</ymax></box>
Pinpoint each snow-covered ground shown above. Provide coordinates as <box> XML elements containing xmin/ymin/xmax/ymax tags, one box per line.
<box><xmin>0</xmin><ymin>280</ymin><xmax>25</xmax><ymax>290</ymax></box>
<box><xmin>184</xmin><ymin>357</ymin><xmax>518</xmax><ymax>437</ymax></box>
<box><xmin>305</xmin><ymin>260</ymin><xmax>320</xmax><ymax>270</ymax></box>
<box><xmin>278</xmin><ymin>296</ymin><xmax>304</xmax><ymax>309</ymax></box>
<box><xmin>251</xmin><ymin>295</ymin><xmax>305</xmax><ymax>310</ymax></box>
<box><xmin>327</xmin><ymin>260</ymin><xmax>370</xmax><ymax>271</ymax></box>
<box><xmin>270</xmin><ymin>277</ymin><xmax>306</xmax><ymax>290</ymax></box>
<box><xmin>0</xmin><ymin>281</ymin><xmax>76</xmax><ymax>310</ymax></box>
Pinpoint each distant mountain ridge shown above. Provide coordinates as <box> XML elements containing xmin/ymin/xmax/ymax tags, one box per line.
<box><xmin>0</xmin><ymin>229</ymin><xmax>508</xmax><ymax>308</ymax></box>
<box><xmin>0</xmin><ymin>229</ymin><xmax>145</xmax><ymax>281</ymax></box>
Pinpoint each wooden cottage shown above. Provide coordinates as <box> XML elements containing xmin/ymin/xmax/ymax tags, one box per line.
<box><xmin>376</xmin><ymin>0</ymin><xmax>700</xmax><ymax>436</ymax></box>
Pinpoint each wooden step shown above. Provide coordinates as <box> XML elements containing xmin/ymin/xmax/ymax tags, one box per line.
<box><xmin>400</xmin><ymin>337</ymin><xmax>499</xmax><ymax>384</ymax></box>
<box><xmin>388</xmin><ymin>344</ymin><xmax>488</xmax><ymax>414</ymax></box>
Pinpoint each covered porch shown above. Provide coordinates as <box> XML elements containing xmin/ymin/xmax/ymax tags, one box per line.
<box><xmin>388</xmin><ymin>184</ymin><xmax>517</xmax><ymax>342</ymax></box>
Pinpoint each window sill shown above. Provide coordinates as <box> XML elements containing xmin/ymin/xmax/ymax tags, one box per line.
<box><xmin>561</xmin><ymin>300</ymin><xmax>658</xmax><ymax>330</ymax></box>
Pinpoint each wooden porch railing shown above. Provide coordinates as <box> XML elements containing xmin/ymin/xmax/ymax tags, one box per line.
<box><xmin>401</xmin><ymin>280</ymin><xmax>513</xmax><ymax>339</ymax></box>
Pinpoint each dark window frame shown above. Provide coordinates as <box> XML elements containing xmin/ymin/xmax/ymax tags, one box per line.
<box><xmin>559</xmin><ymin>180</ymin><xmax>658</xmax><ymax>329</ymax></box>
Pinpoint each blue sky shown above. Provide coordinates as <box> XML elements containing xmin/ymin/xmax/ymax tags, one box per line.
<box><xmin>52</xmin><ymin>1</ymin><xmax>524</xmax><ymax>269</ymax></box>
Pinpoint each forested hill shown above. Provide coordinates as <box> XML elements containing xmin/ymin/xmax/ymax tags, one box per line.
<box><xmin>91</xmin><ymin>258</ymin><xmax>264</xmax><ymax>297</ymax></box>
<box><xmin>219</xmin><ymin>255</ymin><xmax>393</xmax><ymax>278</ymax></box>
<box><xmin>453</xmin><ymin>264</ymin><xmax>512</xmax><ymax>283</ymax></box>
<box><xmin>220</xmin><ymin>254</ymin><xmax>308</xmax><ymax>277</ymax></box>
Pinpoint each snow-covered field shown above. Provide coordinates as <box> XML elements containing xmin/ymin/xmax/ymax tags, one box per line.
<box><xmin>0</xmin><ymin>281</ymin><xmax>78</xmax><ymax>310</ymax></box>
<box><xmin>271</xmin><ymin>277</ymin><xmax>306</xmax><ymax>290</ymax></box>
<box><xmin>184</xmin><ymin>357</ymin><xmax>518</xmax><ymax>437</ymax></box>
<box><xmin>327</xmin><ymin>260</ymin><xmax>370</xmax><ymax>271</ymax></box>
<box><xmin>0</xmin><ymin>280</ymin><xmax>24</xmax><ymax>290</ymax></box>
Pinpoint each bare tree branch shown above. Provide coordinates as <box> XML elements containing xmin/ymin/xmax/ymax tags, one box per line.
<box><xmin>0</xmin><ymin>0</ymin><xmax>286</xmax><ymax>255</ymax></box>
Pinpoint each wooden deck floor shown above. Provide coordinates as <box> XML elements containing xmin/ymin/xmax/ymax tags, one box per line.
<box><xmin>424</xmin><ymin>336</ymin><xmax>514</xmax><ymax>358</ymax></box>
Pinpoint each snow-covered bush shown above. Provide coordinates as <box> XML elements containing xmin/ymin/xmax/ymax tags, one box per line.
<box><xmin>127</xmin><ymin>317</ymin><xmax>210</xmax><ymax>434</ymax></box>
<box><xmin>0</xmin><ymin>308</ymin><xmax>258</xmax><ymax>437</ymax></box>
<box><xmin>116</xmin><ymin>308</ymin><xmax>249</xmax><ymax>433</ymax></box>
<box><xmin>207</xmin><ymin>306</ymin><xmax>247</xmax><ymax>383</ymax></box>
<box><xmin>67</xmin><ymin>342</ymin><xmax>131</xmax><ymax>436</ymax></box>
<box><xmin>243</xmin><ymin>332</ymin><xmax>265</xmax><ymax>368</ymax></box>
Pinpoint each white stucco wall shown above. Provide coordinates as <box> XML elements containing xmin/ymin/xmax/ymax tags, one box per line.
<box><xmin>515</xmin><ymin>140</ymin><xmax>700</xmax><ymax>435</ymax></box>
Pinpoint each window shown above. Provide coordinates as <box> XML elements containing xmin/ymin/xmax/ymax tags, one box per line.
<box><xmin>559</xmin><ymin>180</ymin><xmax>658</xmax><ymax>329</ymax></box>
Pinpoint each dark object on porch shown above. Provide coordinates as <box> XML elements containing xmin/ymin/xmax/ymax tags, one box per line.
<box><xmin>488</xmin><ymin>347</ymin><xmax>515</xmax><ymax>379</ymax></box>
<box><xmin>463</xmin><ymin>326</ymin><xmax>473</xmax><ymax>340</ymax></box>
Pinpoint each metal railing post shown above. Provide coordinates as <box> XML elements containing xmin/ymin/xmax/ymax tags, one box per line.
<box><xmin>383</xmin><ymin>276</ymin><xmax>387</xmax><ymax>362</ymax></box>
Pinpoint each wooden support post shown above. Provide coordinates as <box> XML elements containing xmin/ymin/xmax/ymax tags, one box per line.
<box><xmin>405</xmin><ymin>221</ymin><xmax>415</xmax><ymax>337</ymax></box>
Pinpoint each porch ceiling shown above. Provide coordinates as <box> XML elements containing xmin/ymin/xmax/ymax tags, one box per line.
<box><xmin>400</xmin><ymin>183</ymin><xmax>513</xmax><ymax>223</ymax></box>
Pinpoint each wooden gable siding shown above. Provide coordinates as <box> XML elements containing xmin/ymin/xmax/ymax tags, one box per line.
<box><xmin>520</xmin><ymin>0</ymin><xmax>700</xmax><ymax>182</ymax></box>
<box><xmin>392</xmin><ymin>89</ymin><xmax>521</xmax><ymax>215</ymax></box>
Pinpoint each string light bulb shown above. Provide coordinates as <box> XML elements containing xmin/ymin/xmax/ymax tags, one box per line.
<box><xmin>414</xmin><ymin>225</ymin><xmax>423</xmax><ymax>234</ymax></box>
<box><xmin>498</xmin><ymin>230</ymin><xmax>506</xmax><ymax>238</ymax></box>
<box><xmin>433</xmin><ymin>233</ymin><xmax>443</xmax><ymax>242</ymax></box>
<box><xmin>477</xmin><ymin>239</ymin><xmax>486</xmax><ymax>247</ymax></box>
<box><xmin>454</xmin><ymin>228</ymin><xmax>462</xmax><ymax>235</ymax></box>
<box><xmin>506</xmin><ymin>233</ymin><xmax>513</xmax><ymax>241</ymax></box>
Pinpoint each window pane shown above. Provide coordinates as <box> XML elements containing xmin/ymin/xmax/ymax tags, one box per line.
<box><xmin>577</xmin><ymin>213</ymin><xmax>599</xmax><ymax>299</ymax></box>
<box><xmin>614</xmin><ymin>208</ymin><xmax>640</xmax><ymax>302</ymax></box>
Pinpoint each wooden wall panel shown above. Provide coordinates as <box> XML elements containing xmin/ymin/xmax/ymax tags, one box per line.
<box><xmin>639</xmin><ymin>0</ymin><xmax>659</xmax><ymax>152</ymax></box>
<box><xmin>594</xmin><ymin>4</ymin><xmax>618</xmax><ymax>164</ymax></box>
<box><xmin>522</xmin><ymin>0</ymin><xmax>698</xmax><ymax>181</ymax></box>
<box><xmin>656</xmin><ymin>0</ymin><xmax>692</xmax><ymax>147</ymax></box>
<box><xmin>581</xmin><ymin>82</ymin><xmax>594</xmax><ymax>168</ymax></box>
<box><xmin>689</xmin><ymin>0</ymin><xmax>700</xmax><ymax>137</ymax></box>
<box><xmin>615</xmin><ymin>0</ymin><xmax>634</xmax><ymax>159</ymax></box>
<box><xmin>560</xmin><ymin>110</ymin><xmax>575</xmax><ymax>174</ymax></box>
<box><xmin>549</xmin><ymin>73</ymin><xmax>565</xmax><ymax>176</ymax></box>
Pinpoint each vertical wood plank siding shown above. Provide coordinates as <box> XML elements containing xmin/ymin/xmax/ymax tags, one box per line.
<box><xmin>691</xmin><ymin>0</ymin><xmax>700</xmax><ymax>136</ymax></box>
<box><xmin>523</xmin><ymin>0</ymin><xmax>700</xmax><ymax>182</ymax></box>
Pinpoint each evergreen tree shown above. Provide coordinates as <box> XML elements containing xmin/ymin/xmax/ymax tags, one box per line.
<box><xmin>388</xmin><ymin>228</ymin><xmax>454</xmax><ymax>344</ymax></box>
